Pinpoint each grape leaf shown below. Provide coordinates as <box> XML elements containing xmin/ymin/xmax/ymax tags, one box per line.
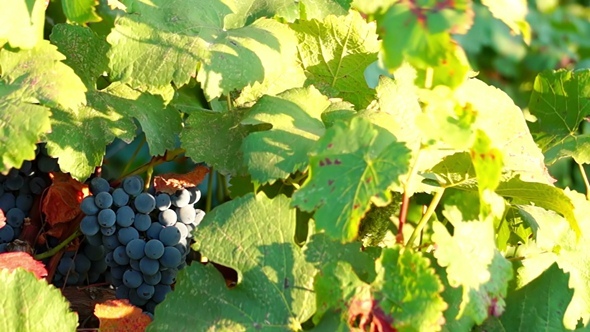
<box><xmin>498</xmin><ymin>263</ymin><xmax>573</xmax><ymax>331</ymax></box>
<box><xmin>544</xmin><ymin>134</ymin><xmax>590</xmax><ymax>165</ymax></box>
<box><xmin>431</xmin><ymin>219</ymin><xmax>512</xmax><ymax>324</ymax></box>
<box><xmin>290</xmin><ymin>11</ymin><xmax>380</xmax><ymax>109</ymax></box>
<box><xmin>95</xmin><ymin>299</ymin><xmax>152</xmax><ymax>331</ymax></box>
<box><xmin>150</xmin><ymin>193</ymin><xmax>316</xmax><ymax>331</ymax></box>
<box><xmin>374</xmin><ymin>247</ymin><xmax>446</xmax><ymax>331</ymax></box>
<box><xmin>481</xmin><ymin>0</ymin><xmax>531</xmax><ymax>44</ymax></box>
<box><xmin>528</xmin><ymin>69</ymin><xmax>590</xmax><ymax>164</ymax></box>
<box><xmin>515</xmin><ymin>190</ymin><xmax>590</xmax><ymax>329</ymax></box>
<box><xmin>0</xmin><ymin>252</ymin><xmax>47</xmax><ymax>280</ymax></box>
<box><xmin>292</xmin><ymin>116</ymin><xmax>411</xmax><ymax>242</ymax></box>
<box><xmin>48</xmin><ymin>24</ymin><xmax>182</xmax><ymax>181</ymax></box>
<box><xmin>42</xmin><ymin>173</ymin><xmax>89</xmax><ymax>225</ymax></box>
<box><xmin>0</xmin><ymin>0</ymin><xmax>46</xmax><ymax>49</ymax></box>
<box><xmin>107</xmin><ymin>0</ymin><xmax>301</xmax><ymax>100</ymax></box>
<box><xmin>0</xmin><ymin>41</ymin><xmax>87</xmax><ymax>172</ymax></box>
<box><xmin>61</xmin><ymin>0</ymin><xmax>101</xmax><ymax>24</ymax></box>
<box><xmin>241</xmin><ymin>86</ymin><xmax>331</xmax><ymax>184</ymax></box>
<box><xmin>0</xmin><ymin>268</ymin><xmax>78</xmax><ymax>331</ymax></box>
<box><xmin>181</xmin><ymin>109</ymin><xmax>250</xmax><ymax>175</ymax></box>
<box><xmin>153</xmin><ymin>165</ymin><xmax>210</xmax><ymax>194</ymax></box>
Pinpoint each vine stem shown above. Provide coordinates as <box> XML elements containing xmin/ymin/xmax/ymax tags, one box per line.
<box><xmin>118</xmin><ymin>148</ymin><xmax>185</xmax><ymax>180</ymax></box>
<box><xmin>577</xmin><ymin>162</ymin><xmax>590</xmax><ymax>200</ymax></box>
<box><xmin>34</xmin><ymin>229</ymin><xmax>81</xmax><ymax>260</ymax></box>
<box><xmin>405</xmin><ymin>188</ymin><xmax>445</xmax><ymax>249</ymax></box>
<box><xmin>205</xmin><ymin>168</ymin><xmax>215</xmax><ymax>213</ymax></box>
<box><xmin>396</xmin><ymin>191</ymin><xmax>409</xmax><ymax>244</ymax></box>
<box><xmin>120</xmin><ymin>135</ymin><xmax>146</xmax><ymax>176</ymax></box>
<box><xmin>216</xmin><ymin>172</ymin><xmax>225</xmax><ymax>203</ymax></box>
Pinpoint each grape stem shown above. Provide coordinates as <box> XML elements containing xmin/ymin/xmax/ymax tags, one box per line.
<box><xmin>577</xmin><ymin>162</ymin><xmax>590</xmax><ymax>200</ymax></box>
<box><xmin>34</xmin><ymin>229</ymin><xmax>82</xmax><ymax>260</ymax></box>
<box><xmin>121</xmin><ymin>135</ymin><xmax>146</xmax><ymax>177</ymax></box>
<box><xmin>405</xmin><ymin>188</ymin><xmax>445</xmax><ymax>249</ymax></box>
<box><xmin>396</xmin><ymin>191</ymin><xmax>409</xmax><ymax>244</ymax></box>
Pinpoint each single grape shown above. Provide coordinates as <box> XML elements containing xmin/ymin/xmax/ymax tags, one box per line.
<box><xmin>74</xmin><ymin>254</ymin><xmax>92</xmax><ymax>274</ymax></box>
<box><xmin>100</xmin><ymin>225</ymin><xmax>117</xmax><ymax>236</ymax></box>
<box><xmin>137</xmin><ymin>283</ymin><xmax>155</xmax><ymax>300</ymax></box>
<box><xmin>116</xmin><ymin>206</ymin><xmax>135</xmax><ymax>227</ymax></box>
<box><xmin>187</xmin><ymin>187</ymin><xmax>201</xmax><ymax>205</ymax></box>
<box><xmin>133</xmin><ymin>213</ymin><xmax>151</xmax><ymax>232</ymax></box>
<box><xmin>90</xmin><ymin>177</ymin><xmax>110</xmax><ymax>195</ymax></box>
<box><xmin>86</xmin><ymin>233</ymin><xmax>103</xmax><ymax>246</ymax></box>
<box><xmin>152</xmin><ymin>284</ymin><xmax>172</xmax><ymax>303</ymax></box>
<box><xmin>129</xmin><ymin>259</ymin><xmax>140</xmax><ymax>271</ymax></box>
<box><xmin>146</xmin><ymin>223</ymin><xmax>164</xmax><ymax>240</ymax></box>
<box><xmin>194</xmin><ymin>209</ymin><xmax>206</xmax><ymax>226</ymax></box>
<box><xmin>143</xmin><ymin>271</ymin><xmax>161</xmax><ymax>286</ymax></box>
<box><xmin>6</xmin><ymin>208</ymin><xmax>25</xmax><ymax>228</ymax></box>
<box><xmin>139</xmin><ymin>257</ymin><xmax>160</xmax><ymax>276</ymax></box>
<box><xmin>159</xmin><ymin>226</ymin><xmax>181</xmax><ymax>246</ymax></box>
<box><xmin>158</xmin><ymin>209</ymin><xmax>176</xmax><ymax>226</ymax></box>
<box><xmin>174</xmin><ymin>243</ymin><xmax>188</xmax><ymax>257</ymax></box>
<box><xmin>112</xmin><ymin>188</ymin><xmax>129</xmax><ymax>207</ymax></box>
<box><xmin>19</xmin><ymin>161</ymin><xmax>32</xmax><ymax>175</ymax></box>
<box><xmin>159</xmin><ymin>246</ymin><xmax>182</xmax><ymax>268</ymax></box>
<box><xmin>95</xmin><ymin>191</ymin><xmax>113</xmax><ymax>209</ymax></box>
<box><xmin>0</xmin><ymin>193</ymin><xmax>16</xmax><ymax>211</ymax></box>
<box><xmin>111</xmin><ymin>265</ymin><xmax>126</xmax><ymax>279</ymax></box>
<box><xmin>80</xmin><ymin>216</ymin><xmax>100</xmax><ymax>236</ymax></box>
<box><xmin>84</xmin><ymin>244</ymin><xmax>105</xmax><ymax>261</ymax></box>
<box><xmin>160</xmin><ymin>268</ymin><xmax>177</xmax><ymax>285</ymax></box>
<box><xmin>57</xmin><ymin>257</ymin><xmax>75</xmax><ymax>275</ymax></box>
<box><xmin>118</xmin><ymin>227</ymin><xmax>139</xmax><ymax>245</ymax></box>
<box><xmin>89</xmin><ymin>259</ymin><xmax>108</xmax><ymax>274</ymax></box>
<box><xmin>155</xmin><ymin>193</ymin><xmax>171</xmax><ymax>211</ymax></box>
<box><xmin>111</xmin><ymin>278</ymin><xmax>123</xmax><ymax>287</ymax></box>
<box><xmin>177</xmin><ymin>205</ymin><xmax>196</xmax><ymax>224</ymax></box>
<box><xmin>105</xmin><ymin>252</ymin><xmax>117</xmax><ymax>267</ymax></box>
<box><xmin>113</xmin><ymin>245</ymin><xmax>131</xmax><ymax>265</ymax></box>
<box><xmin>4</xmin><ymin>174</ymin><xmax>24</xmax><ymax>191</ymax></box>
<box><xmin>128</xmin><ymin>288</ymin><xmax>149</xmax><ymax>306</ymax></box>
<box><xmin>65</xmin><ymin>271</ymin><xmax>80</xmax><ymax>285</ymax></box>
<box><xmin>134</xmin><ymin>192</ymin><xmax>156</xmax><ymax>214</ymax></box>
<box><xmin>115</xmin><ymin>285</ymin><xmax>130</xmax><ymax>299</ymax></box>
<box><xmin>126</xmin><ymin>239</ymin><xmax>146</xmax><ymax>260</ymax></box>
<box><xmin>122</xmin><ymin>176</ymin><xmax>144</xmax><ymax>196</ymax></box>
<box><xmin>0</xmin><ymin>225</ymin><xmax>15</xmax><ymax>243</ymax></box>
<box><xmin>98</xmin><ymin>209</ymin><xmax>116</xmax><ymax>227</ymax></box>
<box><xmin>102</xmin><ymin>234</ymin><xmax>120</xmax><ymax>250</ymax></box>
<box><xmin>174</xmin><ymin>222</ymin><xmax>189</xmax><ymax>240</ymax></box>
<box><xmin>29</xmin><ymin>177</ymin><xmax>47</xmax><ymax>195</ymax></box>
<box><xmin>171</xmin><ymin>189</ymin><xmax>191</xmax><ymax>208</ymax></box>
<box><xmin>80</xmin><ymin>196</ymin><xmax>99</xmax><ymax>216</ymax></box>
<box><xmin>15</xmin><ymin>194</ymin><xmax>33</xmax><ymax>211</ymax></box>
<box><xmin>123</xmin><ymin>269</ymin><xmax>143</xmax><ymax>288</ymax></box>
<box><xmin>144</xmin><ymin>239</ymin><xmax>165</xmax><ymax>259</ymax></box>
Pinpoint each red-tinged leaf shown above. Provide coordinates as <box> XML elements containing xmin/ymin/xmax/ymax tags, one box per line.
<box><xmin>95</xmin><ymin>299</ymin><xmax>152</xmax><ymax>332</ymax></box>
<box><xmin>44</xmin><ymin>216</ymin><xmax>82</xmax><ymax>241</ymax></box>
<box><xmin>153</xmin><ymin>165</ymin><xmax>209</xmax><ymax>194</ymax></box>
<box><xmin>348</xmin><ymin>298</ymin><xmax>396</xmax><ymax>332</ymax></box>
<box><xmin>0</xmin><ymin>252</ymin><xmax>48</xmax><ymax>280</ymax></box>
<box><xmin>0</xmin><ymin>210</ymin><xmax>6</xmax><ymax>228</ymax></box>
<box><xmin>42</xmin><ymin>172</ymin><xmax>89</xmax><ymax>225</ymax></box>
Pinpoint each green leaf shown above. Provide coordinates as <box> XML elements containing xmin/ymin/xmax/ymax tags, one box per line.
<box><xmin>0</xmin><ymin>40</ymin><xmax>87</xmax><ymax>172</ymax></box>
<box><xmin>481</xmin><ymin>0</ymin><xmax>531</xmax><ymax>44</ymax></box>
<box><xmin>528</xmin><ymin>69</ymin><xmax>590</xmax><ymax>164</ymax></box>
<box><xmin>241</xmin><ymin>86</ymin><xmax>331</xmax><ymax>184</ymax></box>
<box><xmin>470</xmin><ymin>130</ymin><xmax>503</xmax><ymax>193</ymax></box>
<box><xmin>151</xmin><ymin>193</ymin><xmax>316</xmax><ymax>331</ymax></box>
<box><xmin>182</xmin><ymin>109</ymin><xmax>250</xmax><ymax>175</ymax></box>
<box><xmin>0</xmin><ymin>0</ymin><xmax>45</xmax><ymax>49</ymax></box>
<box><xmin>292</xmin><ymin>116</ymin><xmax>411</xmax><ymax>242</ymax></box>
<box><xmin>49</xmin><ymin>25</ymin><xmax>181</xmax><ymax>180</ymax></box>
<box><xmin>516</xmin><ymin>189</ymin><xmax>590</xmax><ymax>329</ymax></box>
<box><xmin>432</xmin><ymin>220</ymin><xmax>511</xmax><ymax>324</ymax></box>
<box><xmin>499</xmin><ymin>263</ymin><xmax>573</xmax><ymax>331</ymax></box>
<box><xmin>544</xmin><ymin>134</ymin><xmax>590</xmax><ymax>165</ymax></box>
<box><xmin>107</xmin><ymin>0</ymin><xmax>300</xmax><ymax>100</ymax></box>
<box><xmin>374</xmin><ymin>247</ymin><xmax>447</xmax><ymax>331</ymax></box>
<box><xmin>0</xmin><ymin>268</ymin><xmax>78</xmax><ymax>331</ymax></box>
<box><xmin>62</xmin><ymin>0</ymin><xmax>102</xmax><ymax>24</ymax></box>
<box><xmin>304</xmin><ymin>233</ymin><xmax>376</xmax><ymax>284</ymax></box>
<box><xmin>290</xmin><ymin>11</ymin><xmax>380</xmax><ymax>109</ymax></box>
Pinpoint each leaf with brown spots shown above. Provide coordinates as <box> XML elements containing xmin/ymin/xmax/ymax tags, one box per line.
<box><xmin>95</xmin><ymin>299</ymin><xmax>152</xmax><ymax>332</ymax></box>
<box><xmin>0</xmin><ymin>252</ymin><xmax>47</xmax><ymax>280</ymax></box>
<box><xmin>41</xmin><ymin>172</ymin><xmax>89</xmax><ymax>226</ymax></box>
<box><xmin>153</xmin><ymin>165</ymin><xmax>209</xmax><ymax>194</ymax></box>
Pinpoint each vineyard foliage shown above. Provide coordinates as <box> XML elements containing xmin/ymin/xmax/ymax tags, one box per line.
<box><xmin>2</xmin><ymin>0</ymin><xmax>590</xmax><ymax>331</ymax></box>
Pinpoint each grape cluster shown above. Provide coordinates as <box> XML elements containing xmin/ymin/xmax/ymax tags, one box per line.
<box><xmin>52</xmin><ymin>240</ymin><xmax>108</xmax><ymax>287</ymax></box>
<box><xmin>0</xmin><ymin>145</ymin><xmax>58</xmax><ymax>252</ymax></box>
<box><xmin>80</xmin><ymin>175</ymin><xmax>204</xmax><ymax>313</ymax></box>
